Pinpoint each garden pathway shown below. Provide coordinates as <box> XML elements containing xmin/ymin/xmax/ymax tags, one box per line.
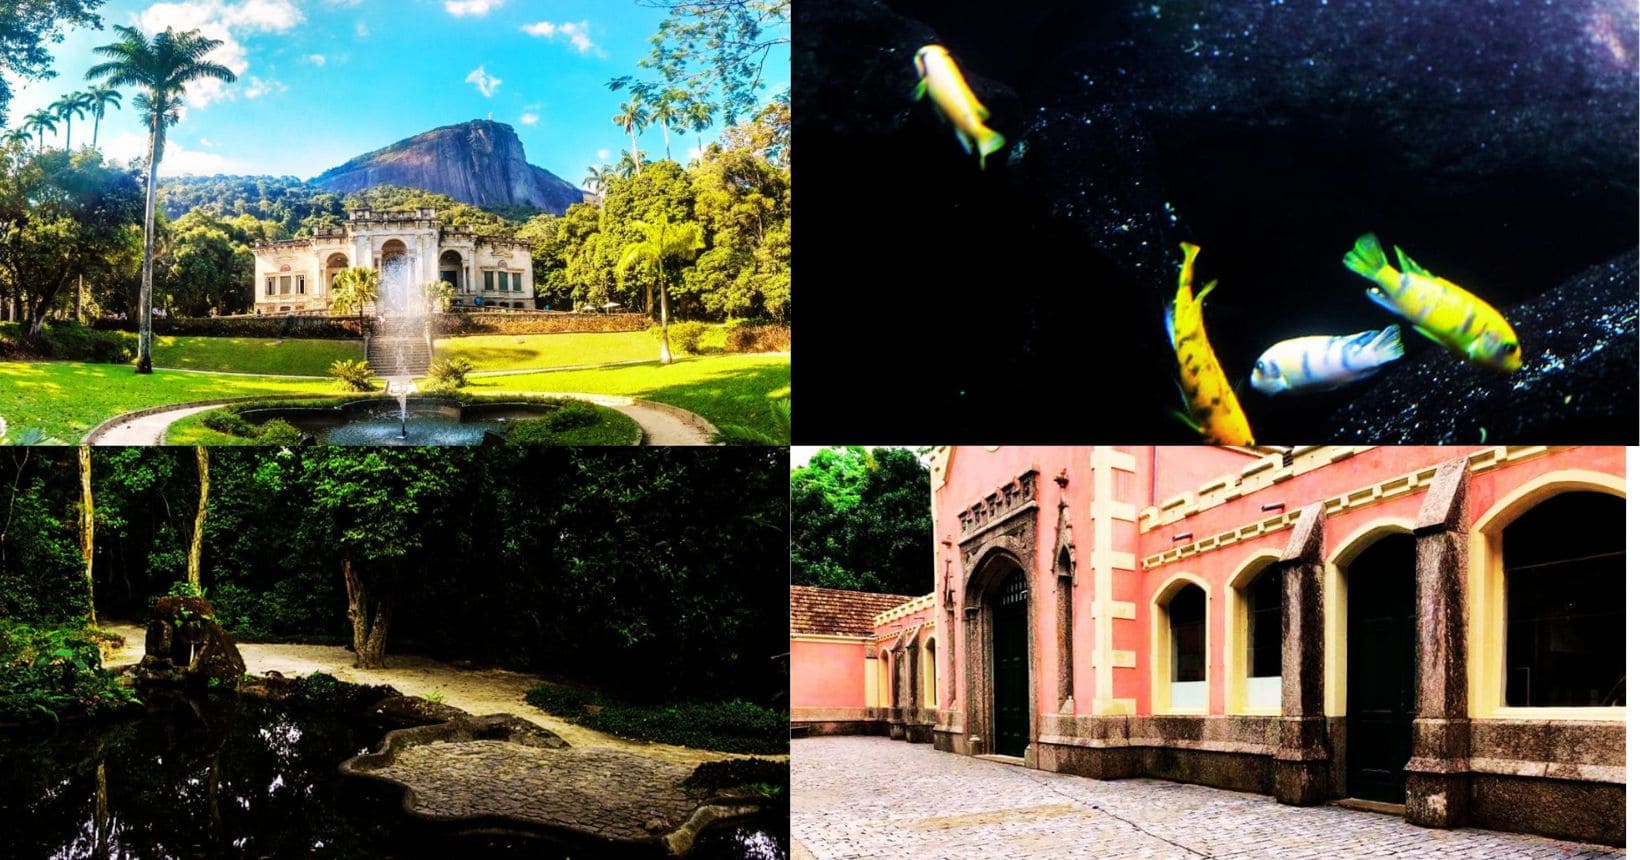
<box><xmin>102</xmin><ymin>623</ymin><xmax>735</xmax><ymax>765</ymax></box>
<box><xmin>85</xmin><ymin>396</ymin><xmax>715</xmax><ymax>445</ymax></box>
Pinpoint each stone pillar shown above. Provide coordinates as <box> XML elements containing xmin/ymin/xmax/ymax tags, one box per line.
<box><xmin>1273</xmin><ymin>502</ymin><xmax>1330</xmax><ymax>805</ymax></box>
<box><xmin>1406</xmin><ymin>458</ymin><xmax>1471</xmax><ymax>828</ymax></box>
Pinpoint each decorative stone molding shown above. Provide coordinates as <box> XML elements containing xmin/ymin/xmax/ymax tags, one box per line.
<box><xmin>956</xmin><ymin>471</ymin><xmax>1039</xmax><ymax>539</ymax></box>
<box><xmin>874</xmin><ymin>593</ymin><xmax>936</xmax><ymax>626</ymax></box>
<box><xmin>1141</xmin><ymin>447</ymin><xmax>1562</xmax><ymax>568</ymax></box>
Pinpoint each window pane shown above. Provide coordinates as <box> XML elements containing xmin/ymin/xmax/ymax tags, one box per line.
<box><xmin>265</xmin><ymin>278</ymin><xmax>274</xmax><ymax>296</ymax></box>
<box><xmin>484</xmin><ymin>270</ymin><xmax>494</xmax><ymax>291</ymax></box>
<box><xmin>513</xmin><ymin>272</ymin><xmax>522</xmax><ymax>292</ymax></box>
<box><xmin>1504</xmin><ymin>492</ymin><xmax>1625</xmax><ymax>707</ymax></box>
<box><xmin>279</xmin><ymin>276</ymin><xmax>291</xmax><ymax>294</ymax></box>
<box><xmin>297</xmin><ymin>276</ymin><xmax>305</xmax><ymax>295</ymax></box>
<box><xmin>1170</xmin><ymin>585</ymin><xmax>1206</xmax><ymax>683</ymax></box>
<box><xmin>1248</xmin><ymin>567</ymin><xmax>1283</xmax><ymax>678</ymax></box>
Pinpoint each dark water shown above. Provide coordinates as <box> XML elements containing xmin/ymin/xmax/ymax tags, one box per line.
<box><xmin>0</xmin><ymin>695</ymin><xmax>786</xmax><ymax>859</ymax></box>
<box><xmin>795</xmin><ymin>0</ymin><xmax>1638</xmax><ymax>443</ymax></box>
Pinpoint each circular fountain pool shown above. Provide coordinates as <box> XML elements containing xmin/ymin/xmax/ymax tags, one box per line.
<box><xmin>242</xmin><ymin>398</ymin><xmax>588</xmax><ymax>446</ymax></box>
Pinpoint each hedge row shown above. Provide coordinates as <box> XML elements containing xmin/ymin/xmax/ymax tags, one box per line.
<box><xmin>725</xmin><ymin>325</ymin><xmax>791</xmax><ymax>353</ymax></box>
<box><xmin>435</xmin><ymin>312</ymin><xmax>648</xmax><ymax>335</ymax></box>
<box><xmin>91</xmin><ymin>316</ymin><xmax>364</xmax><ymax>339</ymax></box>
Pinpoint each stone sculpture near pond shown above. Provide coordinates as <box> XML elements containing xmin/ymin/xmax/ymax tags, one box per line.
<box><xmin>134</xmin><ymin>595</ymin><xmax>247</xmax><ymax>689</ymax></box>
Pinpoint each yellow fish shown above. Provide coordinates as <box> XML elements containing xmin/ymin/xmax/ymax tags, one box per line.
<box><xmin>913</xmin><ymin>45</ymin><xmax>1006</xmax><ymax>169</ymax></box>
<box><xmin>1166</xmin><ymin>242</ymin><xmax>1255</xmax><ymax>445</ymax></box>
<box><xmin>1342</xmin><ymin>233</ymin><xmax>1522</xmax><ymax>372</ymax></box>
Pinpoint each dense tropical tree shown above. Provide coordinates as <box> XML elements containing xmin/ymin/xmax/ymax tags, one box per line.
<box><xmin>88</xmin><ymin>25</ymin><xmax>237</xmax><ymax>374</ymax></box>
<box><xmin>791</xmin><ymin>447</ymin><xmax>934</xmax><ymax>595</ymax></box>
<box><xmin>622</xmin><ymin>0</ymin><xmax>788</xmax><ymax>125</ymax></box>
<box><xmin>24</xmin><ymin>109</ymin><xmax>56</xmax><ymax>152</ymax></box>
<box><xmin>51</xmin><ymin>91</ymin><xmax>91</xmax><ymax>150</ymax></box>
<box><xmin>683</xmin><ymin>98</ymin><xmax>714</xmax><ymax>161</ymax></box>
<box><xmin>617</xmin><ymin>213</ymin><xmax>704</xmax><ymax>365</ymax></box>
<box><xmin>1</xmin><ymin>129</ymin><xmax>31</xmax><ymax>148</ymax></box>
<box><xmin>582</xmin><ymin>162</ymin><xmax>615</xmax><ymax>195</ymax></box>
<box><xmin>78</xmin><ymin>446</ymin><xmax>95</xmax><ymax>627</ymax></box>
<box><xmin>85</xmin><ymin>85</ymin><xmax>121</xmax><ymax>148</ymax></box>
<box><xmin>612</xmin><ymin>96</ymin><xmax>648</xmax><ymax>174</ymax></box>
<box><xmin>0</xmin><ymin>0</ymin><xmax>104</xmax><ymax>127</ymax></box>
<box><xmin>649</xmin><ymin>87</ymin><xmax>687</xmax><ymax>161</ymax></box>
<box><xmin>187</xmin><ymin>448</ymin><xmax>207</xmax><ymax>591</ymax></box>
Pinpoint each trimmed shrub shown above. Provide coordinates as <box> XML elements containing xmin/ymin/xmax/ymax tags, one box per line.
<box><xmin>654</xmin><ymin>320</ymin><xmax>709</xmax><ymax>354</ymax></box>
<box><xmin>684</xmin><ymin>758</ymin><xmax>789</xmax><ymax>795</ymax></box>
<box><xmin>522</xmin><ymin>684</ymin><xmax>785</xmax><ymax>754</ymax></box>
<box><xmin>0</xmin><ymin>322</ymin><xmax>138</xmax><ymax>363</ymax></box>
<box><xmin>723</xmin><ymin>325</ymin><xmax>790</xmax><ymax>353</ymax></box>
<box><xmin>201</xmin><ymin>411</ymin><xmax>307</xmax><ymax>444</ymax></box>
<box><xmin>523</xmin><ymin>683</ymin><xmax>601</xmax><ymax>716</ymax></box>
<box><xmin>329</xmin><ymin>358</ymin><xmax>375</xmax><ymax>391</ymax></box>
<box><xmin>427</xmin><ymin>356</ymin><xmax>474</xmax><ymax>388</ymax></box>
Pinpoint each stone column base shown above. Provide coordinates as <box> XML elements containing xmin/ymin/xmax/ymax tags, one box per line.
<box><xmin>1406</xmin><ymin>768</ymin><xmax>1470</xmax><ymax>828</ymax></box>
<box><xmin>1273</xmin><ymin>756</ymin><xmax>1331</xmax><ymax>806</ymax></box>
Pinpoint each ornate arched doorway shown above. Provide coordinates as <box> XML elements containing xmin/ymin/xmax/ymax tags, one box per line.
<box><xmin>439</xmin><ymin>250</ymin><xmax>463</xmax><ymax>296</ymax></box>
<box><xmin>963</xmin><ymin>547</ymin><xmax>1034</xmax><ymax>759</ymax></box>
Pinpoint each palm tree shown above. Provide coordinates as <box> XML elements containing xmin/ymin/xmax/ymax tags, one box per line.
<box><xmin>330</xmin><ymin>266</ymin><xmax>381</xmax><ymax>328</ymax></box>
<box><xmin>582</xmin><ymin>162</ymin><xmax>615</xmax><ymax>195</ymax></box>
<box><xmin>684</xmin><ymin>99</ymin><xmax>714</xmax><ymax>162</ymax></box>
<box><xmin>1</xmin><ymin>128</ymin><xmax>32</xmax><ymax>149</ymax></box>
<box><xmin>24</xmin><ymin>109</ymin><xmax>57</xmax><ymax>152</ymax></box>
<box><xmin>86</xmin><ymin>86</ymin><xmax>123</xmax><ymax>149</ymax></box>
<box><xmin>649</xmin><ymin>88</ymin><xmax>688</xmax><ymax>161</ymax></box>
<box><xmin>88</xmin><ymin>25</ymin><xmax>237</xmax><ymax>374</ymax></box>
<box><xmin>616</xmin><ymin>213</ymin><xmax>705</xmax><ymax>366</ymax></box>
<box><xmin>614</xmin><ymin>148</ymin><xmax>646</xmax><ymax>180</ymax></box>
<box><xmin>52</xmin><ymin>91</ymin><xmax>92</xmax><ymax>150</ymax></box>
<box><xmin>611</xmin><ymin>96</ymin><xmax>648</xmax><ymax>174</ymax></box>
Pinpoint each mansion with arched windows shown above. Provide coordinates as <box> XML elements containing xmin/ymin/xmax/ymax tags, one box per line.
<box><xmin>251</xmin><ymin>208</ymin><xmax>534</xmax><ymax>315</ymax></box>
<box><xmin>789</xmin><ymin>445</ymin><xmax>1626</xmax><ymax>847</ymax></box>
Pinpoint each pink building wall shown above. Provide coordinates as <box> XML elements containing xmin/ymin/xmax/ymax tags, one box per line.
<box><xmin>791</xmin><ymin>639</ymin><xmax>867</xmax><ymax>709</ymax></box>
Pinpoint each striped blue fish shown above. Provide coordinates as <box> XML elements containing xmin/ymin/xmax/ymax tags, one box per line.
<box><xmin>1249</xmin><ymin>326</ymin><xmax>1404</xmax><ymax>395</ymax></box>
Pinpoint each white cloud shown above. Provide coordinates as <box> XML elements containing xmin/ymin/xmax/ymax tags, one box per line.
<box><xmin>595</xmin><ymin>148</ymin><xmax>610</xmax><ymax>162</ymax></box>
<box><xmin>520</xmin><ymin>20</ymin><xmax>600</xmax><ymax>55</ymax></box>
<box><xmin>199</xmin><ymin>137</ymin><xmax>214</xmax><ymax>146</ymax></box>
<box><xmin>520</xmin><ymin>112</ymin><xmax>538</xmax><ymax>126</ymax></box>
<box><xmin>102</xmin><ymin>131</ymin><xmax>249</xmax><ymax>176</ymax></box>
<box><xmin>354</xmin><ymin>20</ymin><xmax>369</xmax><ymax>38</ymax></box>
<box><xmin>304</xmin><ymin>53</ymin><xmax>326</xmax><ymax>66</ymax></box>
<box><xmin>322</xmin><ymin>0</ymin><xmax>362</xmax><ymax>6</ymax></box>
<box><xmin>243</xmin><ymin>76</ymin><xmax>286</xmax><ymax>99</ymax></box>
<box><xmin>132</xmin><ymin>0</ymin><xmax>304</xmax><ymax>110</ymax></box>
<box><xmin>445</xmin><ymin>0</ymin><xmax>503</xmax><ymax>17</ymax></box>
<box><xmin>464</xmin><ymin>65</ymin><xmax>501</xmax><ymax>97</ymax></box>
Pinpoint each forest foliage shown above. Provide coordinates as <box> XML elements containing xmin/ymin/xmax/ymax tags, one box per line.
<box><xmin>0</xmin><ymin>447</ymin><xmax>787</xmax><ymax>704</ymax></box>
<box><xmin>790</xmin><ymin>447</ymin><xmax>935</xmax><ymax>596</ymax></box>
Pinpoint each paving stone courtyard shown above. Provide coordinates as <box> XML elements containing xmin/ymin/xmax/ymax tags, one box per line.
<box><xmin>792</xmin><ymin>737</ymin><xmax>1625</xmax><ymax>859</ymax></box>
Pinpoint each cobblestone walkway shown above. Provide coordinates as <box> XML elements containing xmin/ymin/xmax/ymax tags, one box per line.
<box><xmin>793</xmin><ymin>738</ymin><xmax>1625</xmax><ymax>860</ymax></box>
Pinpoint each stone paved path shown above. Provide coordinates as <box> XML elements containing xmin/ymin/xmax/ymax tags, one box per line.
<box><xmin>368</xmin><ymin>741</ymin><xmax>702</xmax><ymax>841</ymax></box>
<box><xmin>89</xmin><ymin>404</ymin><xmax>218</xmax><ymax>444</ymax></box>
<box><xmin>793</xmin><ymin>738</ymin><xmax>1625</xmax><ymax>860</ymax></box>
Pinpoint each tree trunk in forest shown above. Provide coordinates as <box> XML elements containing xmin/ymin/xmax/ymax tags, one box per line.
<box><xmin>80</xmin><ymin>446</ymin><xmax>96</xmax><ymax>627</ymax></box>
<box><xmin>94</xmin><ymin>760</ymin><xmax>109</xmax><ymax>860</ymax></box>
<box><xmin>188</xmin><ymin>447</ymin><xmax>208</xmax><ymax>590</ymax></box>
<box><xmin>343</xmin><ymin>554</ymin><xmax>390</xmax><ymax>669</ymax></box>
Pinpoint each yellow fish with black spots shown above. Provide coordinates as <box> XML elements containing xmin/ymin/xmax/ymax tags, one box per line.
<box><xmin>913</xmin><ymin>45</ymin><xmax>1006</xmax><ymax>169</ymax></box>
<box><xmin>1341</xmin><ymin>233</ymin><xmax>1522</xmax><ymax>372</ymax></box>
<box><xmin>1166</xmin><ymin>242</ymin><xmax>1255</xmax><ymax>445</ymax></box>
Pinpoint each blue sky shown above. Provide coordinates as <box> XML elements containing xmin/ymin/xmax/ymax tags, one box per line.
<box><xmin>3</xmin><ymin>0</ymin><xmax>788</xmax><ymax>184</ymax></box>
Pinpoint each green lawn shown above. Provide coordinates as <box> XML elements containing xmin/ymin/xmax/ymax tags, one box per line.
<box><xmin>469</xmin><ymin>353</ymin><xmax>791</xmax><ymax>442</ymax></box>
<box><xmin>435</xmin><ymin>331</ymin><xmax>660</xmax><ymax>372</ymax></box>
<box><xmin>0</xmin><ymin>352</ymin><xmax>789</xmax><ymax>444</ymax></box>
<box><xmin>150</xmin><ymin>336</ymin><xmax>362</xmax><ymax>376</ymax></box>
<box><xmin>0</xmin><ymin>363</ymin><xmax>339</xmax><ymax>442</ymax></box>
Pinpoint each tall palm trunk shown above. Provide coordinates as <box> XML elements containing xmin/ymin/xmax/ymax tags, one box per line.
<box><xmin>629</xmin><ymin>130</ymin><xmax>641</xmax><ymax>172</ymax></box>
<box><xmin>661</xmin><ymin>123</ymin><xmax>671</xmax><ymax>161</ymax></box>
<box><xmin>657</xmin><ymin>268</ymin><xmax>672</xmax><ymax>366</ymax></box>
<box><xmin>136</xmin><ymin>123</ymin><xmax>160</xmax><ymax>374</ymax></box>
<box><xmin>188</xmin><ymin>447</ymin><xmax>208</xmax><ymax>590</ymax></box>
<box><xmin>80</xmin><ymin>446</ymin><xmax>96</xmax><ymax>627</ymax></box>
<box><xmin>91</xmin><ymin>112</ymin><xmax>101</xmax><ymax>148</ymax></box>
<box><xmin>63</xmin><ymin>116</ymin><xmax>71</xmax><ymax>150</ymax></box>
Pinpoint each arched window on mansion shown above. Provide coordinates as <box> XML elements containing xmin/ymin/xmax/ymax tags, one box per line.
<box><xmin>1502</xmin><ymin>491</ymin><xmax>1625</xmax><ymax>708</ymax></box>
<box><xmin>1156</xmin><ymin>580</ymin><xmax>1209</xmax><ymax>711</ymax></box>
<box><xmin>1227</xmin><ymin>560</ymin><xmax>1284</xmax><ymax>712</ymax></box>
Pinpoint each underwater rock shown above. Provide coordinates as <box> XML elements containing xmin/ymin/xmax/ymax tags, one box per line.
<box><xmin>135</xmin><ymin>596</ymin><xmax>246</xmax><ymax>689</ymax></box>
<box><xmin>1328</xmin><ymin>250</ymin><xmax>1638</xmax><ymax>443</ymax></box>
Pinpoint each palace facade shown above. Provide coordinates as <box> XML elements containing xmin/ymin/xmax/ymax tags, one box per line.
<box><xmin>251</xmin><ymin>208</ymin><xmax>534</xmax><ymax>314</ymax></box>
<box><xmin>790</xmin><ymin>446</ymin><xmax>1626</xmax><ymax>846</ymax></box>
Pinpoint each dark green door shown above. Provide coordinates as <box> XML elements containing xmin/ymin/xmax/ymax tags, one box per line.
<box><xmin>992</xmin><ymin>569</ymin><xmax>1029</xmax><ymax>757</ymax></box>
<box><xmin>1346</xmin><ymin>534</ymin><xmax>1416</xmax><ymax>804</ymax></box>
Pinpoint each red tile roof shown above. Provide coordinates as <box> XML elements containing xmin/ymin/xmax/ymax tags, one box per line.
<box><xmin>791</xmin><ymin>585</ymin><xmax>917</xmax><ymax>637</ymax></box>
